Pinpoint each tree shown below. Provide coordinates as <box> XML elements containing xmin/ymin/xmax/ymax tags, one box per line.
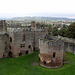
<box><xmin>63</xmin><ymin>24</ymin><xmax>67</xmax><ymax>28</ymax></box>
<box><xmin>48</xmin><ymin>26</ymin><xmax>52</xmax><ymax>35</ymax></box>
<box><xmin>58</xmin><ymin>27</ymin><xmax>67</xmax><ymax>37</ymax></box>
<box><xmin>36</xmin><ymin>22</ymin><xmax>40</xmax><ymax>27</ymax></box>
<box><xmin>52</xmin><ymin>27</ymin><xmax>58</xmax><ymax>36</ymax></box>
<box><xmin>66</xmin><ymin>22</ymin><xmax>75</xmax><ymax>38</ymax></box>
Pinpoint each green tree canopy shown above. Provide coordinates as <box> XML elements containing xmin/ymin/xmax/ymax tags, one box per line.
<box><xmin>52</xmin><ymin>27</ymin><xmax>58</xmax><ymax>36</ymax></box>
<box><xmin>58</xmin><ymin>27</ymin><xmax>67</xmax><ymax>37</ymax></box>
<box><xmin>66</xmin><ymin>22</ymin><xmax>75</xmax><ymax>38</ymax></box>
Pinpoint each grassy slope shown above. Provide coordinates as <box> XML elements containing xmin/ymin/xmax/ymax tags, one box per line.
<box><xmin>0</xmin><ymin>51</ymin><xmax>75</xmax><ymax>75</ymax></box>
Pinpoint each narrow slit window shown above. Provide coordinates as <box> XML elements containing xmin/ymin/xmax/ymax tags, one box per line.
<box><xmin>10</xmin><ymin>37</ymin><xmax>12</xmax><ymax>42</ymax></box>
<box><xmin>53</xmin><ymin>52</ymin><xmax>56</xmax><ymax>58</ymax></box>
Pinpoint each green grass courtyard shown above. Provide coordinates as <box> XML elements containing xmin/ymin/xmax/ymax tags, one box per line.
<box><xmin>0</xmin><ymin>51</ymin><xmax>75</xmax><ymax>75</ymax></box>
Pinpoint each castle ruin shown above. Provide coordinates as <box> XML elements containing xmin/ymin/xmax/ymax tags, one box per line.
<box><xmin>39</xmin><ymin>37</ymin><xmax>65</xmax><ymax>68</ymax></box>
<box><xmin>0</xmin><ymin>20</ymin><xmax>75</xmax><ymax>69</ymax></box>
<box><xmin>0</xmin><ymin>20</ymin><xmax>48</xmax><ymax>58</ymax></box>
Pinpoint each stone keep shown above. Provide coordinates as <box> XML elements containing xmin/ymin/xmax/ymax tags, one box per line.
<box><xmin>0</xmin><ymin>20</ymin><xmax>48</xmax><ymax>58</ymax></box>
<box><xmin>39</xmin><ymin>39</ymin><xmax>65</xmax><ymax>68</ymax></box>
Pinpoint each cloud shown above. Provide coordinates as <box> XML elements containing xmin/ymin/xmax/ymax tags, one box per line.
<box><xmin>0</xmin><ymin>0</ymin><xmax>75</xmax><ymax>18</ymax></box>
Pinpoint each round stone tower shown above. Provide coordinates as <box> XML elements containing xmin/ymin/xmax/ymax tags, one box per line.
<box><xmin>39</xmin><ymin>39</ymin><xmax>65</xmax><ymax>68</ymax></box>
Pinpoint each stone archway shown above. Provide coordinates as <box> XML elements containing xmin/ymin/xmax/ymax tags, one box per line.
<box><xmin>10</xmin><ymin>37</ymin><xmax>12</xmax><ymax>42</ymax></box>
<box><xmin>34</xmin><ymin>47</ymin><xmax>36</xmax><ymax>51</ymax></box>
<box><xmin>8</xmin><ymin>51</ymin><xmax>12</xmax><ymax>57</ymax></box>
<box><xmin>44</xmin><ymin>61</ymin><xmax>46</xmax><ymax>65</ymax></box>
<box><xmin>25</xmin><ymin>50</ymin><xmax>29</xmax><ymax>54</ymax></box>
<box><xmin>28</xmin><ymin>45</ymin><xmax>31</xmax><ymax>49</ymax></box>
<box><xmin>19</xmin><ymin>52</ymin><xmax>22</xmax><ymax>56</ymax></box>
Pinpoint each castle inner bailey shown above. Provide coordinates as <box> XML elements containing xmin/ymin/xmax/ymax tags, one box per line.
<box><xmin>0</xmin><ymin>20</ymin><xmax>75</xmax><ymax>69</ymax></box>
<box><xmin>0</xmin><ymin>20</ymin><xmax>48</xmax><ymax>58</ymax></box>
<box><xmin>39</xmin><ymin>38</ymin><xmax>65</xmax><ymax>68</ymax></box>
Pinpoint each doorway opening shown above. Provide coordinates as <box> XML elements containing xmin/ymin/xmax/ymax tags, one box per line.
<box><xmin>8</xmin><ymin>51</ymin><xmax>12</xmax><ymax>57</ymax></box>
<box><xmin>25</xmin><ymin>50</ymin><xmax>29</xmax><ymax>54</ymax></box>
<box><xmin>34</xmin><ymin>47</ymin><xmax>36</xmax><ymax>51</ymax></box>
<box><xmin>19</xmin><ymin>52</ymin><xmax>22</xmax><ymax>56</ymax></box>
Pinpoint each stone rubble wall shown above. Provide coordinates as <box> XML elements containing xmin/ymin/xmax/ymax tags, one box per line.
<box><xmin>48</xmin><ymin>35</ymin><xmax>75</xmax><ymax>54</ymax></box>
<box><xmin>39</xmin><ymin>39</ymin><xmax>65</xmax><ymax>68</ymax></box>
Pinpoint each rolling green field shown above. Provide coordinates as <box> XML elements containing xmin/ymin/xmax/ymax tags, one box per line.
<box><xmin>0</xmin><ymin>51</ymin><xmax>75</xmax><ymax>75</ymax></box>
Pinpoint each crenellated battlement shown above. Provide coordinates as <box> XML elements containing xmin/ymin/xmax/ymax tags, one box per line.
<box><xmin>39</xmin><ymin>38</ymin><xmax>64</xmax><ymax>46</ymax></box>
<box><xmin>7</xmin><ymin>27</ymin><xmax>48</xmax><ymax>32</ymax></box>
<box><xmin>0</xmin><ymin>20</ymin><xmax>48</xmax><ymax>58</ymax></box>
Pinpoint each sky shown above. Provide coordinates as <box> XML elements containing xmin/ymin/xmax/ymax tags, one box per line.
<box><xmin>0</xmin><ymin>0</ymin><xmax>75</xmax><ymax>18</ymax></box>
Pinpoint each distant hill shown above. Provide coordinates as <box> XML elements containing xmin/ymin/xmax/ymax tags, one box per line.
<box><xmin>8</xmin><ymin>17</ymin><xmax>75</xmax><ymax>21</ymax></box>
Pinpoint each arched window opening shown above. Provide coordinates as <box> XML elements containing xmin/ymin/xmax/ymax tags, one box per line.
<box><xmin>25</xmin><ymin>50</ymin><xmax>29</xmax><ymax>54</ymax></box>
<box><xmin>8</xmin><ymin>51</ymin><xmax>12</xmax><ymax>57</ymax></box>
<box><xmin>34</xmin><ymin>47</ymin><xmax>36</xmax><ymax>51</ymax></box>
<box><xmin>10</xmin><ymin>37</ymin><xmax>12</xmax><ymax>42</ymax></box>
<box><xmin>28</xmin><ymin>45</ymin><xmax>31</xmax><ymax>48</ymax></box>
<box><xmin>44</xmin><ymin>61</ymin><xmax>46</xmax><ymax>65</ymax></box>
<box><xmin>53</xmin><ymin>52</ymin><xmax>56</xmax><ymax>58</ymax></box>
<box><xmin>19</xmin><ymin>52</ymin><xmax>22</xmax><ymax>56</ymax></box>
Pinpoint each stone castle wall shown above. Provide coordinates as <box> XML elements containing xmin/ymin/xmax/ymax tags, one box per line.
<box><xmin>64</xmin><ymin>42</ymin><xmax>75</xmax><ymax>54</ymax></box>
<box><xmin>0</xmin><ymin>33</ymin><xmax>10</xmax><ymax>58</ymax></box>
<box><xmin>0</xmin><ymin>20</ymin><xmax>10</xmax><ymax>58</ymax></box>
<box><xmin>39</xmin><ymin>39</ymin><xmax>65</xmax><ymax>68</ymax></box>
<box><xmin>48</xmin><ymin>35</ymin><xmax>75</xmax><ymax>54</ymax></box>
<box><xmin>5</xmin><ymin>24</ymin><xmax>48</xmax><ymax>58</ymax></box>
<box><xmin>10</xmin><ymin>29</ymin><xmax>48</xmax><ymax>57</ymax></box>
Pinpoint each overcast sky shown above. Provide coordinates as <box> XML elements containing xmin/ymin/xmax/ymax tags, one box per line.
<box><xmin>0</xmin><ymin>0</ymin><xmax>75</xmax><ymax>18</ymax></box>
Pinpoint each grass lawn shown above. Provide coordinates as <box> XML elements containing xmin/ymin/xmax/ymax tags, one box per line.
<box><xmin>0</xmin><ymin>51</ymin><xmax>75</xmax><ymax>75</ymax></box>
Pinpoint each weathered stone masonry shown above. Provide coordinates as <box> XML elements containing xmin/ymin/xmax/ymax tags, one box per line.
<box><xmin>47</xmin><ymin>35</ymin><xmax>75</xmax><ymax>55</ymax></box>
<box><xmin>0</xmin><ymin>20</ymin><xmax>48</xmax><ymax>58</ymax></box>
<box><xmin>0</xmin><ymin>20</ymin><xmax>10</xmax><ymax>58</ymax></box>
<box><xmin>39</xmin><ymin>39</ymin><xmax>65</xmax><ymax>68</ymax></box>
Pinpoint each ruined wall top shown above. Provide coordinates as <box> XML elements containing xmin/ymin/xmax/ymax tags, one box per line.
<box><xmin>39</xmin><ymin>38</ymin><xmax>64</xmax><ymax>54</ymax></box>
<box><xmin>31</xmin><ymin>21</ymin><xmax>35</xmax><ymax>27</ymax></box>
<box><xmin>39</xmin><ymin>36</ymin><xmax>65</xmax><ymax>68</ymax></box>
<box><xmin>48</xmin><ymin>35</ymin><xmax>75</xmax><ymax>44</ymax></box>
<box><xmin>0</xmin><ymin>20</ymin><xmax>7</xmax><ymax>34</ymax></box>
<box><xmin>7</xmin><ymin>27</ymin><xmax>48</xmax><ymax>33</ymax></box>
<box><xmin>39</xmin><ymin>38</ymin><xmax>64</xmax><ymax>46</ymax></box>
